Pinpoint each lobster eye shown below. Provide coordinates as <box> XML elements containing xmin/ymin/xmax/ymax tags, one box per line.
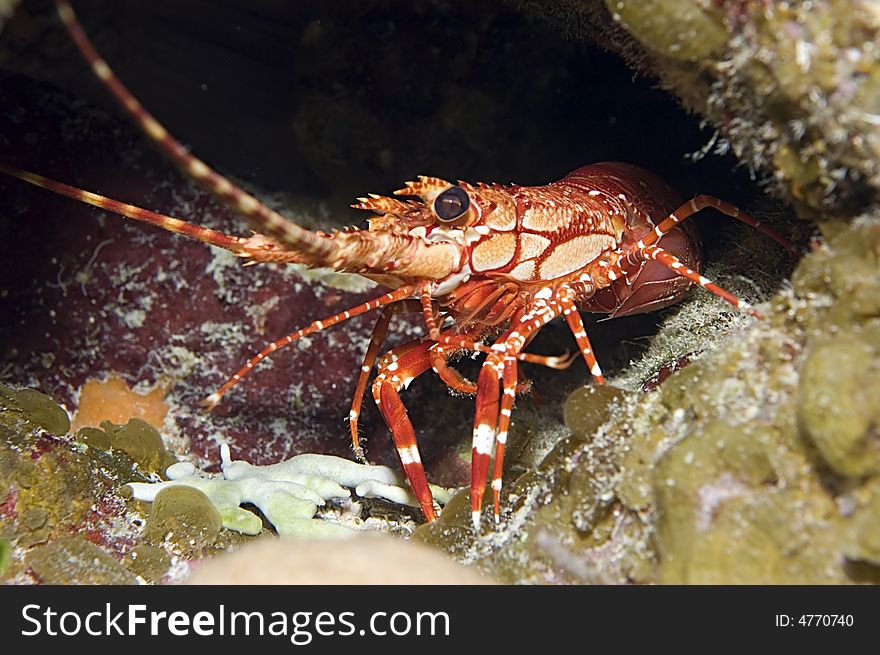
<box><xmin>434</xmin><ymin>186</ymin><xmax>470</xmax><ymax>222</ymax></box>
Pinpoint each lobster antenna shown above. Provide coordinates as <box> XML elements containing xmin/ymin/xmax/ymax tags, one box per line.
<box><xmin>0</xmin><ymin>164</ymin><xmax>259</xmax><ymax>255</ymax></box>
<box><xmin>54</xmin><ymin>0</ymin><xmax>336</xmax><ymax>262</ymax></box>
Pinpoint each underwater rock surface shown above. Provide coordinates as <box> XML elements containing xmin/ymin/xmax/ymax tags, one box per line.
<box><xmin>0</xmin><ymin>385</ymin><xmax>152</xmax><ymax>582</ymax></box>
<box><xmin>184</xmin><ymin>534</ymin><xmax>493</xmax><ymax>585</ymax></box>
<box><xmin>0</xmin><ymin>73</ymin><xmax>469</xmax><ymax>484</ymax></box>
<box><xmin>526</xmin><ymin>0</ymin><xmax>880</xmax><ymax>219</ymax></box>
<box><xmin>418</xmin><ymin>218</ymin><xmax>880</xmax><ymax>584</ymax></box>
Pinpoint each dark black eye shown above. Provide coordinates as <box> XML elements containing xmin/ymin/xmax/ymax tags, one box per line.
<box><xmin>434</xmin><ymin>186</ymin><xmax>470</xmax><ymax>221</ymax></box>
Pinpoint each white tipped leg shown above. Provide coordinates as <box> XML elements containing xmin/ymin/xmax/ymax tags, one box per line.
<box><xmin>201</xmin><ymin>391</ymin><xmax>222</xmax><ymax>411</ymax></box>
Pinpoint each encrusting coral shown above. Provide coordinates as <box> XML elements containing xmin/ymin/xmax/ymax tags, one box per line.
<box><xmin>522</xmin><ymin>0</ymin><xmax>880</xmax><ymax>219</ymax></box>
<box><xmin>417</xmin><ymin>217</ymin><xmax>880</xmax><ymax>585</ymax></box>
<box><xmin>0</xmin><ymin>381</ymin><xmax>456</xmax><ymax>582</ymax></box>
<box><xmin>126</xmin><ymin>444</ymin><xmax>453</xmax><ymax>538</ymax></box>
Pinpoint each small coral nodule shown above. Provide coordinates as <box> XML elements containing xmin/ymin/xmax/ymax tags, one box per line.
<box><xmin>125</xmin><ymin>444</ymin><xmax>453</xmax><ymax>538</ymax></box>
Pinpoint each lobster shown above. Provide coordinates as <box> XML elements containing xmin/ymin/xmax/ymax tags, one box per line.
<box><xmin>0</xmin><ymin>1</ymin><xmax>795</xmax><ymax>529</ymax></box>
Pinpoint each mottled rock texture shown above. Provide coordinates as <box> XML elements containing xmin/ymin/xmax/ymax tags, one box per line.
<box><xmin>522</xmin><ymin>0</ymin><xmax>880</xmax><ymax>220</ymax></box>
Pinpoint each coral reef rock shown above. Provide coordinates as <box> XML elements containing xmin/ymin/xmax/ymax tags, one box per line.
<box><xmin>418</xmin><ymin>218</ymin><xmax>880</xmax><ymax>585</ymax></box>
<box><xmin>184</xmin><ymin>534</ymin><xmax>494</xmax><ymax>585</ymax></box>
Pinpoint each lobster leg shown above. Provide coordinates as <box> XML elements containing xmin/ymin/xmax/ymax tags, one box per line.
<box><xmin>556</xmin><ymin>287</ymin><xmax>606</xmax><ymax>385</ymax></box>
<box><xmin>430</xmin><ymin>344</ymin><xmax>482</xmax><ymax>394</ymax></box>
<box><xmin>611</xmin><ymin>245</ymin><xmax>760</xmax><ymax>317</ymax></box>
<box><xmin>517</xmin><ymin>351</ymin><xmax>578</xmax><ymax>369</ymax></box>
<box><xmin>352</xmin><ymin>311</ymin><xmax>496</xmax><ymax>460</ymax></box>
<box><xmin>348</xmin><ymin>299</ymin><xmax>470</xmax><ymax>457</ymax></box>
<box><xmin>425</xmin><ymin>321</ymin><xmax>538</xmax><ymax>393</ymax></box>
<box><xmin>369</xmin><ymin>323</ymin><xmax>554</xmax><ymax>522</ymax></box>
<box><xmin>371</xmin><ymin>340</ymin><xmax>440</xmax><ymax>520</ymax></box>
<box><xmin>419</xmin><ymin>284</ymin><xmax>497</xmax><ymax>355</ymax></box>
<box><xmin>419</xmin><ymin>282</ymin><xmax>566</xmax><ymax>369</ymax></box>
<box><xmin>633</xmin><ymin>195</ymin><xmax>797</xmax><ymax>256</ymax></box>
<box><xmin>471</xmin><ymin>353</ymin><xmax>503</xmax><ymax>529</ymax></box>
<box><xmin>349</xmin><ymin>305</ymin><xmax>396</xmax><ymax>462</ymax></box>
<box><xmin>473</xmin><ymin>284</ymin><xmax>613</xmax><ymax>526</ymax></box>
<box><xmin>488</xmin><ymin>354</ymin><xmax>519</xmax><ymax>523</ymax></box>
<box><xmin>430</xmin><ymin>345</ymin><xmax>573</xmax><ymax>393</ymax></box>
<box><xmin>471</xmin><ymin>297</ymin><xmax>568</xmax><ymax>528</ymax></box>
<box><xmin>202</xmin><ymin>284</ymin><xmax>418</xmax><ymax>410</ymax></box>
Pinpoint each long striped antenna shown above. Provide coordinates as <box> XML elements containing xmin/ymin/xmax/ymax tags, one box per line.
<box><xmin>0</xmin><ymin>163</ymin><xmax>326</xmax><ymax>268</ymax></box>
<box><xmin>54</xmin><ymin>0</ymin><xmax>336</xmax><ymax>263</ymax></box>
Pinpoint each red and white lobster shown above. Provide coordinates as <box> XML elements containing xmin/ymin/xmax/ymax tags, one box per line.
<box><xmin>0</xmin><ymin>1</ymin><xmax>795</xmax><ymax>529</ymax></box>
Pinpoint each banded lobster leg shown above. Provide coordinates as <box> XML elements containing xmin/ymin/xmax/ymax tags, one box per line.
<box><xmin>365</xmin><ymin>324</ymin><xmax>572</xmax><ymax>521</ymax></box>
<box><xmin>417</xmin><ymin>282</ymin><xmax>577</xmax><ymax>369</ymax></box>
<box><xmin>201</xmin><ymin>285</ymin><xmax>419</xmax><ymax>411</ymax></box>
<box><xmin>630</xmin><ymin>195</ymin><xmax>797</xmax><ymax>258</ymax></box>
<box><xmin>348</xmin><ymin>307</ymin><xmax>550</xmax><ymax>462</ymax></box>
<box><xmin>430</xmin><ymin>346</ymin><xmax>572</xmax><ymax>392</ymax></box>
<box><xmin>370</xmin><ymin>339</ymin><xmax>448</xmax><ymax>521</ymax></box>
<box><xmin>601</xmin><ymin>198</ymin><xmax>797</xmax><ymax>317</ymax></box>
<box><xmin>615</xmin><ymin>245</ymin><xmax>761</xmax><ymax>315</ymax></box>
<box><xmin>469</xmin><ymin>293</ymin><xmax>600</xmax><ymax>528</ymax></box>
<box><xmin>348</xmin><ymin>301</ymin><xmax>421</xmax><ymax>462</ymax></box>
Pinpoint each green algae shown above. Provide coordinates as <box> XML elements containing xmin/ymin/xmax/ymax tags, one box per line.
<box><xmin>0</xmin><ymin>537</ymin><xmax>11</xmax><ymax>579</ymax></box>
<box><xmin>0</xmin><ymin>384</ymin><xmax>70</xmax><ymax>442</ymax></box>
<box><xmin>652</xmin><ymin>420</ymin><xmax>843</xmax><ymax>584</ymax></box>
<box><xmin>76</xmin><ymin>426</ymin><xmax>112</xmax><ymax>452</ymax></box>
<box><xmin>12</xmin><ymin>447</ymin><xmax>123</xmax><ymax>547</ymax></box>
<box><xmin>845</xmin><ymin>480</ymin><xmax>880</xmax><ymax>568</ymax></box>
<box><xmin>99</xmin><ymin>418</ymin><xmax>174</xmax><ymax>475</ymax></box>
<box><xmin>419</xmin><ymin>217</ymin><xmax>880</xmax><ymax>585</ymax></box>
<box><xmin>6</xmin><ymin>388</ymin><xmax>70</xmax><ymax>435</ymax></box>
<box><xmin>143</xmin><ymin>486</ymin><xmax>223</xmax><ymax>556</ymax></box>
<box><xmin>563</xmin><ymin>384</ymin><xmax>628</xmax><ymax>439</ymax></box>
<box><xmin>122</xmin><ymin>543</ymin><xmax>173</xmax><ymax>583</ymax></box>
<box><xmin>798</xmin><ymin>338</ymin><xmax>880</xmax><ymax>477</ymax></box>
<box><xmin>603</xmin><ymin>0</ymin><xmax>726</xmax><ymax>62</ymax></box>
<box><xmin>0</xmin><ymin>385</ymin><xmax>162</xmax><ymax>581</ymax></box>
<box><xmin>27</xmin><ymin>536</ymin><xmax>138</xmax><ymax>585</ymax></box>
<box><xmin>19</xmin><ymin>506</ymin><xmax>47</xmax><ymax>531</ymax></box>
<box><xmin>0</xmin><ymin>445</ymin><xmax>13</xmax><ymax>504</ymax></box>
